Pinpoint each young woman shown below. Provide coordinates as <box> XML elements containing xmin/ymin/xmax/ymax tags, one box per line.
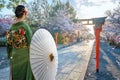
<box><xmin>6</xmin><ymin>5</ymin><xmax>35</xmax><ymax>80</ymax></box>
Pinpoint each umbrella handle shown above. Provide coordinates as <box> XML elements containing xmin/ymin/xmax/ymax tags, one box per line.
<box><xmin>49</xmin><ymin>53</ymin><xmax>54</xmax><ymax>62</ymax></box>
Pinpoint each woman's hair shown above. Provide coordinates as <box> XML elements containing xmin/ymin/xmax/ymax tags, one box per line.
<box><xmin>15</xmin><ymin>5</ymin><xmax>25</xmax><ymax>18</ymax></box>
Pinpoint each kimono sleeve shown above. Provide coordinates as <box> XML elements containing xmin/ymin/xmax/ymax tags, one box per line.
<box><xmin>25</xmin><ymin>24</ymin><xmax>33</xmax><ymax>46</ymax></box>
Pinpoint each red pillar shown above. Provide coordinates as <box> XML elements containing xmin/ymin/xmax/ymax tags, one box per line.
<box><xmin>93</xmin><ymin>17</ymin><xmax>106</xmax><ymax>72</ymax></box>
<box><xmin>55</xmin><ymin>32</ymin><xmax>58</xmax><ymax>47</ymax></box>
<box><xmin>94</xmin><ymin>25</ymin><xmax>102</xmax><ymax>72</ymax></box>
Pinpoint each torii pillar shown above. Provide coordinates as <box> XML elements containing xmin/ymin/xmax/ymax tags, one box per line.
<box><xmin>93</xmin><ymin>17</ymin><xmax>106</xmax><ymax>73</ymax></box>
<box><xmin>55</xmin><ymin>32</ymin><xmax>58</xmax><ymax>47</ymax></box>
<box><xmin>54</xmin><ymin>30</ymin><xmax>59</xmax><ymax>47</ymax></box>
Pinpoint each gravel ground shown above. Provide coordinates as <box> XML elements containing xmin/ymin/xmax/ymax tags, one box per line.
<box><xmin>84</xmin><ymin>41</ymin><xmax>120</xmax><ymax>80</ymax></box>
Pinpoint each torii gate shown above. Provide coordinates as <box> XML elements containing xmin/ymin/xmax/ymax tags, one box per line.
<box><xmin>55</xmin><ymin>17</ymin><xmax>106</xmax><ymax>72</ymax></box>
<box><xmin>78</xmin><ymin>17</ymin><xmax>107</xmax><ymax>72</ymax></box>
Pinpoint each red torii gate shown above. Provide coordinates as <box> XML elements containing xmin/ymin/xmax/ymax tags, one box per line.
<box><xmin>79</xmin><ymin>17</ymin><xmax>106</xmax><ymax>72</ymax></box>
<box><xmin>93</xmin><ymin>17</ymin><xmax>106</xmax><ymax>72</ymax></box>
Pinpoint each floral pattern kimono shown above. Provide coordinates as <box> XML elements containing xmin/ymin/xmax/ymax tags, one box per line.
<box><xmin>6</xmin><ymin>21</ymin><xmax>35</xmax><ymax>80</ymax></box>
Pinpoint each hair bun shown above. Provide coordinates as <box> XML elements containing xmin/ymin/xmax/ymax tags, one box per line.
<box><xmin>15</xmin><ymin>5</ymin><xmax>25</xmax><ymax>18</ymax></box>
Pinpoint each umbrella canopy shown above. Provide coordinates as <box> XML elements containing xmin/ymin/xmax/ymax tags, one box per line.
<box><xmin>30</xmin><ymin>29</ymin><xmax>58</xmax><ymax>80</ymax></box>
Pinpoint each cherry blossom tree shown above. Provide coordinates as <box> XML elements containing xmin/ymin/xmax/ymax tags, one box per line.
<box><xmin>0</xmin><ymin>17</ymin><xmax>13</xmax><ymax>36</ymax></box>
<box><xmin>102</xmin><ymin>3</ymin><xmax>120</xmax><ymax>43</ymax></box>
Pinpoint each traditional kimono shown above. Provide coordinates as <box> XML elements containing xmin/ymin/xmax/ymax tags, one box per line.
<box><xmin>6</xmin><ymin>21</ymin><xmax>35</xmax><ymax>80</ymax></box>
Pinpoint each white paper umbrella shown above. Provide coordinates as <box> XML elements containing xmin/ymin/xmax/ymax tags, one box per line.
<box><xmin>30</xmin><ymin>29</ymin><xmax>58</xmax><ymax>80</ymax></box>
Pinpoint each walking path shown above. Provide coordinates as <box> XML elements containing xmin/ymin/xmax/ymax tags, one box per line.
<box><xmin>0</xmin><ymin>67</ymin><xmax>9</xmax><ymax>80</ymax></box>
<box><xmin>56</xmin><ymin>40</ymin><xmax>94</xmax><ymax>80</ymax></box>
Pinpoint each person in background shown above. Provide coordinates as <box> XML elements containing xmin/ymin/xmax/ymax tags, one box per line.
<box><xmin>6</xmin><ymin>5</ymin><xmax>35</xmax><ymax>80</ymax></box>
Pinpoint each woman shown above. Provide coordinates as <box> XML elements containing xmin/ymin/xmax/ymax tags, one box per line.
<box><xmin>6</xmin><ymin>5</ymin><xmax>35</xmax><ymax>80</ymax></box>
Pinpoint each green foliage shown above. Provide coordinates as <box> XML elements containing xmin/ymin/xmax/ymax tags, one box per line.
<box><xmin>65</xmin><ymin>1</ymin><xmax>76</xmax><ymax>19</ymax></box>
<box><xmin>53</xmin><ymin>33</ymin><xmax>63</xmax><ymax>44</ymax></box>
<box><xmin>49</xmin><ymin>0</ymin><xmax>76</xmax><ymax>19</ymax></box>
<box><xmin>72</xmin><ymin>19</ymin><xmax>78</xmax><ymax>23</ymax></box>
<box><xmin>0</xmin><ymin>0</ymin><xmax>26</xmax><ymax>11</ymax></box>
<box><xmin>58</xmin><ymin>34</ymin><xmax>63</xmax><ymax>44</ymax></box>
<box><xmin>108</xmin><ymin>39</ymin><xmax>115</xmax><ymax>45</ymax></box>
<box><xmin>49</xmin><ymin>0</ymin><xmax>64</xmax><ymax>17</ymax></box>
<box><xmin>29</xmin><ymin>24</ymin><xmax>39</xmax><ymax>33</ymax></box>
<box><xmin>116</xmin><ymin>43</ymin><xmax>120</xmax><ymax>48</ymax></box>
<box><xmin>0</xmin><ymin>0</ymin><xmax>5</xmax><ymax>10</ymax></box>
<box><xmin>108</xmin><ymin>39</ymin><xmax>120</xmax><ymax>48</ymax></box>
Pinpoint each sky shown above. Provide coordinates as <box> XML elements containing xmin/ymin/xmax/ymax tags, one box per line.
<box><xmin>74</xmin><ymin>0</ymin><xmax>119</xmax><ymax>19</ymax></box>
<box><xmin>0</xmin><ymin>0</ymin><xmax>119</xmax><ymax>19</ymax></box>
